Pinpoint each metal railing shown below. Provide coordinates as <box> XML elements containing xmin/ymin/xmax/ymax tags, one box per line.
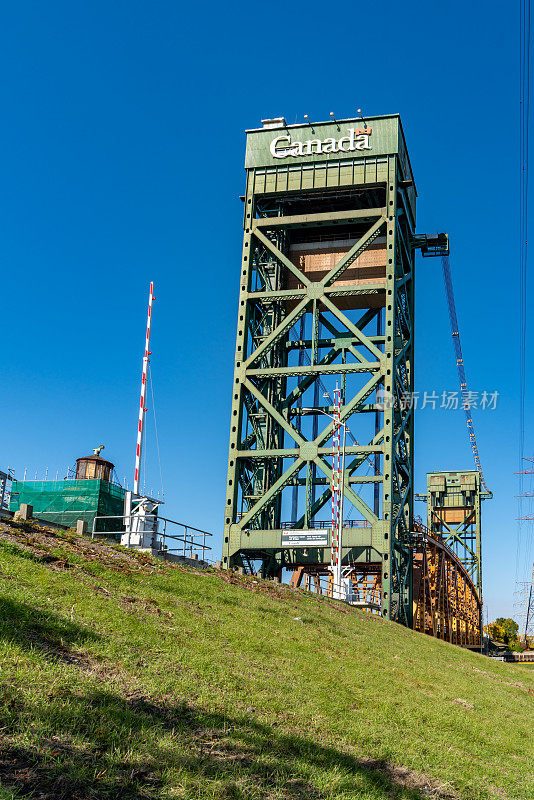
<box><xmin>412</xmin><ymin>519</ymin><xmax>430</xmax><ymax>535</ymax></box>
<box><xmin>301</xmin><ymin>570</ymin><xmax>381</xmax><ymax>608</ymax></box>
<box><xmin>91</xmin><ymin>514</ymin><xmax>213</xmax><ymax>562</ymax></box>
<box><xmin>0</xmin><ymin>470</ymin><xmax>13</xmax><ymax>513</ymax></box>
<box><xmin>489</xmin><ymin>651</ymin><xmax>534</xmax><ymax>663</ymax></box>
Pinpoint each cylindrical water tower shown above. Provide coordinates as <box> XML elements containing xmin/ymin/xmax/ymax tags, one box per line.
<box><xmin>75</xmin><ymin>455</ymin><xmax>114</xmax><ymax>482</ymax></box>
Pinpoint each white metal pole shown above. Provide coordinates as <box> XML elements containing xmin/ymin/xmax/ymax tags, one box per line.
<box><xmin>133</xmin><ymin>281</ymin><xmax>154</xmax><ymax>496</ymax></box>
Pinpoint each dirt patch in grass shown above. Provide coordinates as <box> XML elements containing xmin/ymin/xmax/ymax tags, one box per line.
<box><xmin>451</xmin><ymin>698</ymin><xmax>474</xmax><ymax>710</ymax></box>
<box><xmin>358</xmin><ymin>758</ymin><xmax>459</xmax><ymax>799</ymax></box>
<box><xmin>117</xmin><ymin>595</ymin><xmax>168</xmax><ymax>618</ymax></box>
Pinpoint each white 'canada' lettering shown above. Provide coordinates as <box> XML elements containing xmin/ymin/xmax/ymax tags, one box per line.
<box><xmin>269</xmin><ymin>128</ymin><xmax>372</xmax><ymax>159</ymax></box>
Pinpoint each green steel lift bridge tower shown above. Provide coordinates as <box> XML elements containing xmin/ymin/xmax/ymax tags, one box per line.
<box><xmin>424</xmin><ymin>470</ymin><xmax>489</xmax><ymax>599</ymax></box>
<box><xmin>223</xmin><ymin>114</ymin><xmax>422</xmax><ymax>626</ymax></box>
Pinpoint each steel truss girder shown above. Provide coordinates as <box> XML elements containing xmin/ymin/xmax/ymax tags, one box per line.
<box><xmin>253</xmin><ymin>206</ymin><xmax>387</xmax><ymax>230</ymax></box>
<box><xmin>413</xmin><ymin>532</ymin><xmax>481</xmax><ymax>647</ymax></box>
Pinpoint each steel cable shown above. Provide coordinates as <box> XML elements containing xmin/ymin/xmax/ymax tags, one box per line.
<box><xmin>517</xmin><ymin>0</ymin><xmax>531</xmax><ymax>583</ymax></box>
<box><xmin>441</xmin><ymin>255</ymin><xmax>490</xmax><ymax>494</ymax></box>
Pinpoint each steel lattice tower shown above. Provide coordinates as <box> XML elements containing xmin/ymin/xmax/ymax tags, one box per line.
<box><xmin>425</xmin><ymin>470</ymin><xmax>488</xmax><ymax>599</ymax></box>
<box><xmin>223</xmin><ymin>115</ymin><xmax>416</xmax><ymax>625</ymax></box>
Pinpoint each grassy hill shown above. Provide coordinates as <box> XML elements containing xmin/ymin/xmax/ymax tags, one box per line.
<box><xmin>0</xmin><ymin>519</ymin><xmax>532</xmax><ymax>800</ymax></box>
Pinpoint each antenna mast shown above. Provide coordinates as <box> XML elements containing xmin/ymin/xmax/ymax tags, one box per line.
<box><xmin>134</xmin><ymin>281</ymin><xmax>154</xmax><ymax>496</ymax></box>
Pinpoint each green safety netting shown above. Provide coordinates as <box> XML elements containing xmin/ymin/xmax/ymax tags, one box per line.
<box><xmin>9</xmin><ymin>479</ymin><xmax>125</xmax><ymax>531</ymax></box>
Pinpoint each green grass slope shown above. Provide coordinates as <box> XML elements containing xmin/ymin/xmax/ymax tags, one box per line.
<box><xmin>0</xmin><ymin>520</ymin><xmax>532</xmax><ymax>800</ymax></box>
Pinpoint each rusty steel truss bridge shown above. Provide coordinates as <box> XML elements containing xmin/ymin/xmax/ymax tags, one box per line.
<box><xmin>222</xmin><ymin>114</ymin><xmax>490</xmax><ymax>648</ymax></box>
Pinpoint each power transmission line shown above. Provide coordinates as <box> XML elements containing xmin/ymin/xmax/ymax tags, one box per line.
<box><xmin>518</xmin><ymin>0</ymin><xmax>532</xmax><ymax>584</ymax></box>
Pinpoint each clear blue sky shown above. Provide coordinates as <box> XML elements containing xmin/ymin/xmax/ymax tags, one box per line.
<box><xmin>0</xmin><ymin>1</ymin><xmax>530</xmax><ymax>619</ymax></box>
